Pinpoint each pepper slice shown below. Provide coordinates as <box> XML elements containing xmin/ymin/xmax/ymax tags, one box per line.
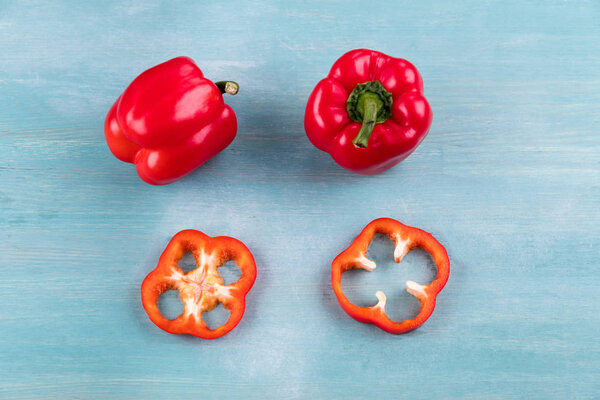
<box><xmin>141</xmin><ymin>230</ymin><xmax>256</xmax><ymax>339</ymax></box>
<box><xmin>331</xmin><ymin>218</ymin><xmax>449</xmax><ymax>334</ymax></box>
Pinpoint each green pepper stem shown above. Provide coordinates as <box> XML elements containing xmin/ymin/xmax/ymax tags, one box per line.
<box><xmin>215</xmin><ymin>81</ymin><xmax>239</xmax><ymax>95</ymax></box>
<box><xmin>352</xmin><ymin>97</ymin><xmax>379</xmax><ymax>148</ymax></box>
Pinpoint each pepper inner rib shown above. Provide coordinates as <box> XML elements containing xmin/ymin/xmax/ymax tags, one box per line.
<box><xmin>169</xmin><ymin>251</ymin><xmax>229</xmax><ymax>317</ymax></box>
<box><xmin>181</xmin><ymin>268</ymin><xmax>216</xmax><ymax>303</ymax></box>
<box><xmin>352</xmin><ymin>233</ymin><xmax>428</xmax><ymax>308</ymax></box>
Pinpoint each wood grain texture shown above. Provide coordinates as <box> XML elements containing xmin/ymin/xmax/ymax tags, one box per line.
<box><xmin>1</xmin><ymin>0</ymin><xmax>599</xmax><ymax>398</ymax></box>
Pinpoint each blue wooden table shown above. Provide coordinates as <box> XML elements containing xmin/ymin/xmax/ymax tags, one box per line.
<box><xmin>1</xmin><ymin>1</ymin><xmax>599</xmax><ymax>398</ymax></box>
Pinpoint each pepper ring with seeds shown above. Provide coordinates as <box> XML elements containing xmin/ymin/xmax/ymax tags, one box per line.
<box><xmin>141</xmin><ymin>229</ymin><xmax>256</xmax><ymax>339</ymax></box>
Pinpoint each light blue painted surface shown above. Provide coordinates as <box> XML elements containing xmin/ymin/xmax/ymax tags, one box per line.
<box><xmin>1</xmin><ymin>0</ymin><xmax>599</xmax><ymax>398</ymax></box>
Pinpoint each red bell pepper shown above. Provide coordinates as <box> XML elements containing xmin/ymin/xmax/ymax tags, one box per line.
<box><xmin>304</xmin><ymin>49</ymin><xmax>432</xmax><ymax>174</ymax></box>
<box><xmin>104</xmin><ymin>57</ymin><xmax>239</xmax><ymax>185</ymax></box>
<box><xmin>331</xmin><ymin>218</ymin><xmax>449</xmax><ymax>334</ymax></box>
<box><xmin>141</xmin><ymin>229</ymin><xmax>257</xmax><ymax>339</ymax></box>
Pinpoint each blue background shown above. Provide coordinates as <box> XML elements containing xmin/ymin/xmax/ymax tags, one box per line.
<box><xmin>1</xmin><ymin>1</ymin><xmax>599</xmax><ymax>398</ymax></box>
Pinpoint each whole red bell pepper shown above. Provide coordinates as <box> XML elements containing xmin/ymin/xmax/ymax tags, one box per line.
<box><xmin>304</xmin><ymin>49</ymin><xmax>432</xmax><ymax>175</ymax></box>
<box><xmin>104</xmin><ymin>57</ymin><xmax>239</xmax><ymax>185</ymax></box>
<box><xmin>141</xmin><ymin>229</ymin><xmax>257</xmax><ymax>339</ymax></box>
<box><xmin>331</xmin><ymin>218</ymin><xmax>449</xmax><ymax>334</ymax></box>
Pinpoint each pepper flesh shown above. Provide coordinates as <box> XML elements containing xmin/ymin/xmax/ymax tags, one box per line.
<box><xmin>141</xmin><ymin>230</ymin><xmax>256</xmax><ymax>339</ymax></box>
<box><xmin>104</xmin><ymin>57</ymin><xmax>238</xmax><ymax>185</ymax></box>
<box><xmin>304</xmin><ymin>49</ymin><xmax>432</xmax><ymax>175</ymax></box>
<box><xmin>331</xmin><ymin>218</ymin><xmax>449</xmax><ymax>334</ymax></box>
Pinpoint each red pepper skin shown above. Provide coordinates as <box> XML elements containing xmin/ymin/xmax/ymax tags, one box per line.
<box><xmin>141</xmin><ymin>230</ymin><xmax>256</xmax><ymax>339</ymax></box>
<box><xmin>331</xmin><ymin>218</ymin><xmax>449</xmax><ymax>334</ymax></box>
<box><xmin>305</xmin><ymin>49</ymin><xmax>432</xmax><ymax>175</ymax></box>
<box><xmin>104</xmin><ymin>57</ymin><xmax>238</xmax><ymax>185</ymax></box>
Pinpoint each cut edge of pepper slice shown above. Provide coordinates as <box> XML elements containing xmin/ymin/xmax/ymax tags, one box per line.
<box><xmin>331</xmin><ymin>218</ymin><xmax>449</xmax><ymax>334</ymax></box>
<box><xmin>141</xmin><ymin>229</ymin><xmax>257</xmax><ymax>339</ymax></box>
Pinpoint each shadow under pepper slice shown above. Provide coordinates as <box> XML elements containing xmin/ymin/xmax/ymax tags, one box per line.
<box><xmin>331</xmin><ymin>218</ymin><xmax>449</xmax><ymax>334</ymax></box>
<box><xmin>141</xmin><ymin>230</ymin><xmax>256</xmax><ymax>339</ymax></box>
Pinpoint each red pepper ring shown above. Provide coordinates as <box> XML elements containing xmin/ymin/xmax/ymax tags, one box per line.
<box><xmin>141</xmin><ymin>230</ymin><xmax>256</xmax><ymax>339</ymax></box>
<box><xmin>331</xmin><ymin>218</ymin><xmax>449</xmax><ymax>334</ymax></box>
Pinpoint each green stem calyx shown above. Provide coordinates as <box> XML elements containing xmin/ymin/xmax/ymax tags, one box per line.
<box><xmin>215</xmin><ymin>81</ymin><xmax>239</xmax><ymax>95</ymax></box>
<box><xmin>346</xmin><ymin>80</ymin><xmax>392</xmax><ymax>148</ymax></box>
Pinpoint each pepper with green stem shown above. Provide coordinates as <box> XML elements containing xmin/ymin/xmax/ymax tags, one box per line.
<box><xmin>305</xmin><ymin>49</ymin><xmax>432</xmax><ymax>175</ymax></box>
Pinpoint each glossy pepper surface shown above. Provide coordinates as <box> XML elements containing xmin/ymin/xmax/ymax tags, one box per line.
<box><xmin>305</xmin><ymin>49</ymin><xmax>432</xmax><ymax>174</ymax></box>
<box><xmin>141</xmin><ymin>229</ymin><xmax>256</xmax><ymax>339</ymax></box>
<box><xmin>105</xmin><ymin>57</ymin><xmax>239</xmax><ymax>185</ymax></box>
<box><xmin>331</xmin><ymin>218</ymin><xmax>449</xmax><ymax>334</ymax></box>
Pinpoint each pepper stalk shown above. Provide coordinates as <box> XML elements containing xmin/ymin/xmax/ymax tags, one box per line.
<box><xmin>346</xmin><ymin>80</ymin><xmax>393</xmax><ymax>149</ymax></box>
